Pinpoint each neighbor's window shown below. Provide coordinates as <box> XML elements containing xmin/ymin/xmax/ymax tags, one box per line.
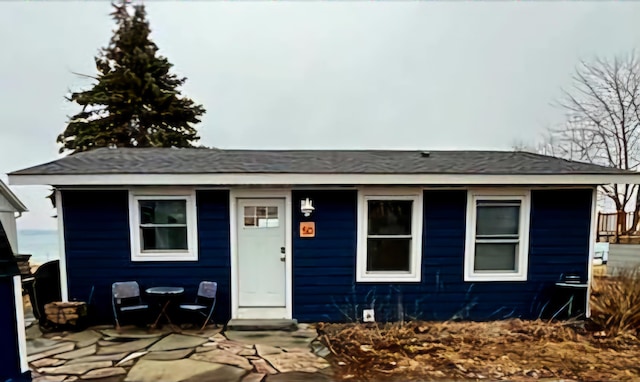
<box><xmin>357</xmin><ymin>192</ymin><xmax>422</xmax><ymax>282</ymax></box>
<box><xmin>244</xmin><ymin>206</ymin><xmax>279</xmax><ymax>228</ymax></box>
<box><xmin>130</xmin><ymin>193</ymin><xmax>197</xmax><ymax>261</ymax></box>
<box><xmin>464</xmin><ymin>191</ymin><xmax>530</xmax><ymax>281</ymax></box>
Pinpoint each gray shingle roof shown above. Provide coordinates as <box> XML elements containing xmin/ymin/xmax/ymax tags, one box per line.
<box><xmin>9</xmin><ymin>147</ymin><xmax>632</xmax><ymax>175</ymax></box>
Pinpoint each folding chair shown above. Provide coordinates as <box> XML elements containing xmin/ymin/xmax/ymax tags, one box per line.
<box><xmin>112</xmin><ymin>281</ymin><xmax>149</xmax><ymax>330</ymax></box>
<box><xmin>179</xmin><ymin>281</ymin><xmax>217</xmax><ymax>330</ymax></box>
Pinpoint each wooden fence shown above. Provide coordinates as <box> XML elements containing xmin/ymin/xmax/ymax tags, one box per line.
<box><xmin>597</xmin><ymin>211</ymin><xmax>638</xmax><ymax>242</ymax></box>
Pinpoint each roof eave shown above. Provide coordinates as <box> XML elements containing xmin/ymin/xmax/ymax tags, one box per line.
<box><xmin>0</xmin><ymin>180</ymin><xmax>27</xmax><ymax>212</ymax></box>
<box><xmin>8</xmin><ymin>172</ymin><xmax>638</xmax><ymax>187</ymax></box>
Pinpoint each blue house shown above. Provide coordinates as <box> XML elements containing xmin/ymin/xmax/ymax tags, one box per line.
<box><xmin>9</xmin><ymin>148</ymin><xmax>639</xmax><ymax>324</ymax></box>
<box><xmin>0</xmin><ymin>211</ymin><xmax>30</xmax><ymax>381</ymax></box>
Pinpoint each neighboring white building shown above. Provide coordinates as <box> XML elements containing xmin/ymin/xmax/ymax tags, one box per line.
<box><xmin>0</xmin><ymin>180</ymin><xmax>27</xmax><ymax>253</ymax></box>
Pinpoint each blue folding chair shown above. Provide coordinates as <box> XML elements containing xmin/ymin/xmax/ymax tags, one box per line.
<box><xmin>112</xmin><ymin>281</ymin><xmax>149</xmax><ymax>330</ymax></box>
<box><xmin>179</xmin><ymin>281</ymin><xmax>217</xmax><ymax>330</ymax></box>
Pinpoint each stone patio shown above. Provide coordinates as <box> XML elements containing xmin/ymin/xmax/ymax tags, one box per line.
<box><xmin>26</xmin><ymin>322</ymin><xmax>333</xmax><ymax>382</ymax></box>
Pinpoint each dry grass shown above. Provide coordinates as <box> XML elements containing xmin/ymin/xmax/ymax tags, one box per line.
<box><xmin>591</xmin><ymin>269</ymin><xmax>640</xmax><ymax>336</ymax></box>
<box><xmin>318</xmin><ymin>320</ymin><xmax>640</xmax><ymax>381</ymax></box>
<box><xmin>318</xmin><ymin>275</ymin><xmax>640</xmax><ymax>381</ymax></box>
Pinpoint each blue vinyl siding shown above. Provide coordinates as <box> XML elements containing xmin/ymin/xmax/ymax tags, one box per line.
<box><xmin>62</xmin><ymin>190</ymin><xmax>231</xmax><ymax>324</ymax></box>
<box><xmin>292</xmin><ymin>188</ymin><xmax>592</xmax><ymax>322</ymax></box>
<box><xmin>0</xmin><ymin>278</ymin><xmax>21</xmax><ymax>380</ymax></box>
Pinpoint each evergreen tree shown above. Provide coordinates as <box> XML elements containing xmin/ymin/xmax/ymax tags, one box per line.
<box><xmin>57</xmin><ymin>1</ymin><xmax>205</xmax><ymax>154</ymax></box>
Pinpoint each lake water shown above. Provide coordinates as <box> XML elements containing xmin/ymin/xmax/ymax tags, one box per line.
<box><xmin>17</xmin><ymin>229</ymin><xmax>59</xmax><ymax>265</ymax></box>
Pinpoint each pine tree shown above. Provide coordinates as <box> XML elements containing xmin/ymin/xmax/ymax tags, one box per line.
<box><xmin>57</xmin><ymin>1</ymin><xmax>205</xmax><ymax>154</ymax></box>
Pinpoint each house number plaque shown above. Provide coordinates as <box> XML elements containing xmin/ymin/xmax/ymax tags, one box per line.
<box><xmin>300</xmin><ymin>222</ymin><xmax>315</xmax><ymax>238</ymax></box>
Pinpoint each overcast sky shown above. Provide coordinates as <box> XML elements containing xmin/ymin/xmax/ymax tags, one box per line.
<box><xmin>2</xmin><ymin>2</ymin><xmax>640</xmax><ymax>230</ymax></box>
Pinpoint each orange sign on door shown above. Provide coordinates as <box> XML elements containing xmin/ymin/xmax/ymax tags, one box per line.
<box><xmin>300</xmin><ymin>222</ymin><xmax>315</xmax><ymax>238</ymax></box>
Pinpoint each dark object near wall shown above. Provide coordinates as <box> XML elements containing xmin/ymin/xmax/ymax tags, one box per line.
<box><xmin>23</xmin><ymin>260</ymin><xmax>61</xmax><ymax>323</ymax></box>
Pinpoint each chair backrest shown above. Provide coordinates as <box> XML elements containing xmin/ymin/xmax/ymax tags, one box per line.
<box><xmin>112</xmin><ymin>281</ymin><xmax>141</xmax><ymax>301</ymax></box>
<box><xmin>197</xmin><ymin>281</ymin><xmax>217</xmax><ymax>300</ymax></box>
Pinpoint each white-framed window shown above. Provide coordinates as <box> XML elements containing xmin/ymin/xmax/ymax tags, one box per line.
<box><xmin>129</xmin><ymin>190</ymin><xmax>198</xmax><ymax>261</ymax></box>
<box><xmin>356</xmin><ymin>189</ymin><xmax>423</xmax><ymax>282</ymax></box>
<box><xmin>464</xmin><ymin>190</ymin><xmax>530</xmax><ymax>281</ymax></box>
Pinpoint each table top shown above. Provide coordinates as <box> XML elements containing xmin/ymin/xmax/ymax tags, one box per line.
<box><xmin>146</xmin><ymin>286</ymin><xmax>185</xmax><ymax>295</ymax></box>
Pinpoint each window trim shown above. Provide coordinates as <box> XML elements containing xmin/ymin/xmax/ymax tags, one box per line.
<box><xmin>464</xmin><ymin>189</ymin><xmax>530</xmax><ymax>282</ymax></box>
<box><xmin>356</xmin><ymin>188</ymin><xmax>423</xmax><ymax>282</ymax></box>
<box><xmin>128</xmin><ymin>190</ymin><xmax>198</xmax><ymax>262</ymax></box>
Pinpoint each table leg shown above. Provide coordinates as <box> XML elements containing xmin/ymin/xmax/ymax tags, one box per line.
<box><xmin>151</xmin><ymin>300</ymin><xmax>171</xmax><ymax>330</ymax></box>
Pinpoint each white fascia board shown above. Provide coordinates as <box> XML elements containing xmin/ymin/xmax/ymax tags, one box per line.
<box><xmin>8</xmin><ymin>172</ymin><xmax>640</xmax><ymax>186</ymax></box>
<box><xmin>0</xmin><ymin>180</ymin><xmax>27</xmax><ymax>212</ymax></box>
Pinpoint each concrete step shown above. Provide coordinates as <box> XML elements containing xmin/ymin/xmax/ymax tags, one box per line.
<box><xmin>226</xmin><ymin>319</ymin><xmax>298</xmax><ymax>331</ymax></box>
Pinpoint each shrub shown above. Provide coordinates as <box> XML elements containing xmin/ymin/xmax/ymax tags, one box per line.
<box><xmin>590</xmin><ymin>268</ymin><xmax>640</xmax><ymax>336</ymax></box>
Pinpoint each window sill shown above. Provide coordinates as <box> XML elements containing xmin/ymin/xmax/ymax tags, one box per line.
<box><xmin>464</xmin><ymin>272</ymin><xmax>527</xmax><ymax>282</ymax></box>
<box><xmin>357</xmin><ymin>273</ymin><xmax>421</xmax><ymax>283</ymax></box>
<box><xmin>131</xmin><ymin>253</ymin><xmax>198</xmax><ymax>262</ymax></box>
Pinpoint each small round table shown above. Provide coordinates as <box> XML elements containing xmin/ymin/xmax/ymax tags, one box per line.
<box><xmin>146</xmin><ymin>286</ymin><xmax>184</xmax><ymax>331</ymax></box>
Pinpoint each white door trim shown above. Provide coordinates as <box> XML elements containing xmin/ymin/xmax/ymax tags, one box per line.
<box><xmin>229</xmin><ymin>189</ymin><xmax>292</xmax><ymax>319</ymax></box>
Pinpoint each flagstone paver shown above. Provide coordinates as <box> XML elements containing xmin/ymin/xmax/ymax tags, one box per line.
<box><xmin>180</xmin><ymin>327</ymin><xmax>222</xmax><ymax>338</ymax></box>
<box><xmin>262</xmin><ymin>352</ymin><xmax>329</xmax><ymax>374</ymax></box>
<box><xmin>242</xmin><ymin>372</ymin><xmax>266</xmax><ymax>382</ymax></box>
<box><xmin>38</xmin><ymin>361</ymin><xmax>113</xmax><ymax>375</ymax></box>
<box><xmin>181</xmin><ymin>365</ymin><xmax>248</xmax><ymax>382</ymax></box>
<box><xmin>55</xmin><ymin>344</ymin><xmax>97</xmax><ymax>360</ymax></box>
<box><xmin>148</xmin><ymin>334</ymin><xmax>208</xmax><ymax>352</ymax></box>
<box><xmin>116</xmin><ymin>351</ymin><xmax>148</xmax><ymax>366</ymax></box>
<box><xmin>255</xmin><ymin>344</ymin><xmax>283</xmax><ymax>357</ymax></box>
<box><xmin>28</xmin><ymin>342</ymin><xmax>76</xmax><ymax>362</ymax></box>
<box><xmin>31</xmin><ymin>358</ymin><xmax>67</xmax><ymax>368</ymax></box>
<box><xmin>101</xmin><ymin>328</ymin><xmax>167</xmax><ymax>339</ymax></box>
<box><xmin>250</xmin><ymin>358</ymin><xmax>278</xmax><ymax>375</ymax></box>
<box><xmin>33</xmin><ymin>374</ymin><xmax>68</xmax><ymax>382</ymax></box>
<box><xmin>63</xmin><ymin>330</ymin><xmax>102</xmax><ymax>348</ymax></box>
<box><xmin>96</xmin><ymin>338</ymin><xmax>159</xmax><ymax>355</ymax></box>
<box><xmin>80</xmin><ymin>367</ymin><xmax>127</xmax><ymax>379</ymax></box>
<box><xmin>142</xmin><ymin>348</ymin><xmax>193</xmax><ymax>361</ymax></box>
<box><xmin>66</xmin><ymin>352</ymin><xmax>129</xmax><ymax>365</ymax></box>
<box><xmin>190</xmin><ymin>348</ymin><xmax>253</xmax><ymax>370</ymax></box>
<box><xmin>228</xmin><ymin>331</ymin><xmax>315</xmax><ymax>350</ymax></box>
<box><xmin>265</xmin><ymin>372</ymin><xmax>333</xmax><ymax>382</ymax></box>
<box><xmin>124</xmin><ymin>359</ymin><xmax>225</xmax><ymax>382</ymax></box>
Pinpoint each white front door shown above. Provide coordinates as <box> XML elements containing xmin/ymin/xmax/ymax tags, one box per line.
<box><xmin>236</xmin><ymin>198</ymin><xmax>287</xmax><ymax>318</ymax></box>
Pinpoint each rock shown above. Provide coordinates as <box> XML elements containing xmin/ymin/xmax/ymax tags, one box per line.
<box><xmin>250</xmin><ymin>358</ymin><xmax>277</xmax><ymax>375</ymax></box>
<box><xmin>190</xmin><ymin>349</ymin><xmax>253</xmax><ymax>370</ymax></box>
<box><xmin>81</xmin><ymin>367</ymin><xmax>127</xmax><ymax>379</ymax></box>
<box><xmin>255</xmin><ymin>344</ymin><xmax>282</xmax><ymax>357</ymax></box>
<box><xmin>118</xmin><ymin>360</ymin><xmax>135</xmax><ymax>367</ymax></box>
<box><xmin>96</xmin><ymin>338</ymin><xmax>159</xmax><ymax>355</ymax></box>
<box><xmin>31</xmin><ymin>358</ymin><xmax>66</xmax><ymax>368</ymax></box>
<box><xmin>66</xmin><ymin>352</ymin><xmax>129</xmax><ymax>365</ymax></box>
<box><xmin>65</xmin><ymin>376</ymin><xmax>79</xmax><ymax>382</ymax></box>
<box><xmin>143</xmin><ymin>348</ymin><xmax>193</xmax><ymax>360</ymax></box>
<box><xmin>63</xmin><ymin>330</ymin><xmax>102</xmax><ymax>348</ymax></box>
<box><xmin>202</xmin><ymin>341</ymin><xmax>218</xmax><ymax>347</ymax></box>
<box><xmin>116</xmin><ymin>351</ymin><xmax>148</xmax><ymax>366</ymax></box>
<box><xmin>28</xmin><ymin>341</ymin><xmax>76</xmax><ymax>362</ymax></box>
<box><xmin>100</xmin><ymin>329</ymin><xmax>168</xmax><ymax>339</ymax></box>
<box><xmin>148</xmin><ymin>334</ymin><xmax>208</xmax><ymax>352</ymax></box>
<box><xmin>182</xmin><ymin>365</ymin><xmax>248</xmax><ymax>382</ymax></box>
<box><xmin>39</xmin><ymin>361</ymin><xmax>112</xmax><ymax>375</ymax></box>
<box><xmin>263</xmin><ymin>352</ymin><xmax>329</xmax><ymax>374</ymax></box>
<box><xmin>124</xmin><ymin>359</ymin><xmax>224</xmax><ymax>382</ymax></box>
<box><xmin>242</xmin><ymin>372</ymin><xmax>266</xmax><ymax>382</ymax></box>
<box><xmin>55</xmin><ymin>344</ymin><xmax>97</xmax><ymax>360</ymax></box>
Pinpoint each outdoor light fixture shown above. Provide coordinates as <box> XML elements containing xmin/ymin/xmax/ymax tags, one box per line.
<box><xmin>300</xmin><ymin>198</ymin><xmax>315</xmax><ymax>217</ymax></box>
